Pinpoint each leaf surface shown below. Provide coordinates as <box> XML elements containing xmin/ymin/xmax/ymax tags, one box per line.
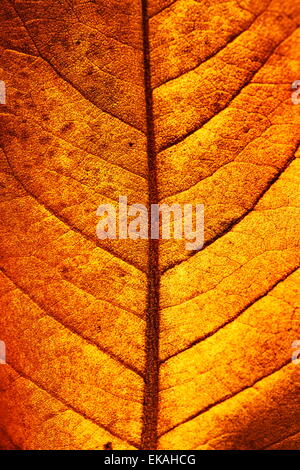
<box><xmin>0</xmin><ymin>0</ymin><xmax>299</xmax><ymax>450</ymax></box>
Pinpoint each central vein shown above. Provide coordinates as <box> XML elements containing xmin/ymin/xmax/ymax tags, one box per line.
<box><xmin>140</xmin><ymin>0</ymin><xmax>160</xmax><ymax>451</ymax></box>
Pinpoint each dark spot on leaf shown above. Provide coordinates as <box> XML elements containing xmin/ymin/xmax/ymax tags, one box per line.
<box><xmin>61</xmin><ymin>122</ymin><xmax>75</xmax><ymax>133</ymax></box>
<box><xmin>39</xmin><ymin>136</ymin><xmax>51</xmax><ymax>145</ymax></box>
<box><xmin>104</xmin><ymin>442</ymin><xmax>112</xmax><ymax>450</ymax></box>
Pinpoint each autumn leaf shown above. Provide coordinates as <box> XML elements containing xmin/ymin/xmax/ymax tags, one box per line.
<box><xmin>0</xmin><ymin>0</ymin><xmax>300</xmax><ymax>451</ymax></box>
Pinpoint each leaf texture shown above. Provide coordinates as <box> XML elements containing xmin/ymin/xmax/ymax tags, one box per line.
<box><xmin>0</xmin><ymin>0</ymin><xmax>300</xmax><ymax>450</ymax></box>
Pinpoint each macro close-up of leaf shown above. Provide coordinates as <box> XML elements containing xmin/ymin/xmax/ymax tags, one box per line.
<box><xmin>0</xmin><ymin>0</ymin><xmax>300</xmax><ymax>451</ymax></box>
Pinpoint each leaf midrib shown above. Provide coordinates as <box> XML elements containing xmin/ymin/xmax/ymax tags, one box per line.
<box><xmin>140</xmin><ymin>0</ymin><xmax>160</xmax><ymax>451</ymax></box>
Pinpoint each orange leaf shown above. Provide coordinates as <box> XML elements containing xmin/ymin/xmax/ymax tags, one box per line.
<box><xmin>0</xmin><ymin>0</ymin><xmax>299</xmax><ymax>451</ymax></box>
